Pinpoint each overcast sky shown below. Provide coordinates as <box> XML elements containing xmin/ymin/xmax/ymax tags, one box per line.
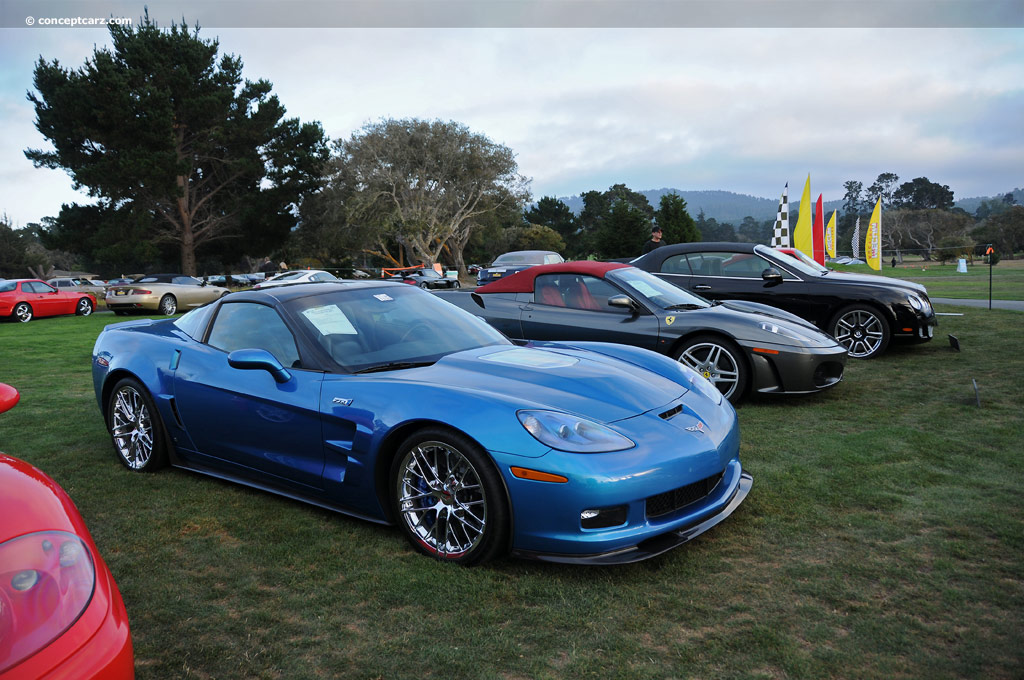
<box><xmin>1</xmin><ymin>1</ymin><xmax>1022</xmax><ymax>228</ymax></box>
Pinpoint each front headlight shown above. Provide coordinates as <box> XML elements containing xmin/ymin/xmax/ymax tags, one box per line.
<box><xmin>759</xmin><ymin>321</ymin><xmax>813</xmax><ymax>343</ymax></box>
<box><xmin>517</xmin><ymin>410</ymin><xmax>635</xmax><ymax>453</ymax></box>
<box><xmin>908</xmin><ymin>294</ymin><xmax>931</xmax><ymax>315</ymax></box>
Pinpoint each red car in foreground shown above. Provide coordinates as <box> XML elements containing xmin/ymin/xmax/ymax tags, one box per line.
<box><xmin>0</xmin><ymin>383</ymin><xmax>134</xmax><ymax>679</ymax></box>
<box><xmin>0</xmin><ymin>279</ymin><xmax>96</xmax><ymax>323</ymax></box>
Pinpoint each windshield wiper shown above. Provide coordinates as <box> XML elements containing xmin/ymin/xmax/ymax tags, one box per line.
<box><xmin>663</xmin><ymin>303</ymin><xmax>705</xmax><ymax>310</ymax></box>
<box><xmin>353</xmin><ymin>361</ymin><xmax>436</xmax><ymax>374</ymax></box>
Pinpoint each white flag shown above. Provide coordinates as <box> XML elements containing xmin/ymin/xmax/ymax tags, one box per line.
<box><xmin>852</xmin><ymin>217</ymin><xmax>861</xmax><ymax>259</ymax></box>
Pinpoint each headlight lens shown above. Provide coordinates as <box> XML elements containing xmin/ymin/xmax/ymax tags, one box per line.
<box><xmin>760</xmin><ymin>321</ymin><xmax>812</xmax><ymax>342</ymax></box>
<box><xmin>517</xmin><ymin>410</ymin><xmax>634</xmax><ymax>453</ymax></box>
<box><xmin>907</xmin><ymin>294</ymin><xmax>931</xmax><ymax>315</ymax></box>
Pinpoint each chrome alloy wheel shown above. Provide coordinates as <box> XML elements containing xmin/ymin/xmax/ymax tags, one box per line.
<box><xmin>110</xmin><ymin>385</ymin><xmax>155</xmax><ymax>469</ymax></box>
<box><xmin>76</xmin><ymin>298</ymin><xmax>93</xmax><ymax>315</ymax></box>
<box><xmin>676</xmin><ymin>342</ymin><xmax>741</xmax><ymax>399</ymax></box>
<box><xmin>396</xmin><ymin>440</ymin><xmax>487</xmax><ymax>559</ymax></box>
<box><xmin>834</xmin><ymin>309</ymin><xmax>884</xmax><ymax>358</ymax></box>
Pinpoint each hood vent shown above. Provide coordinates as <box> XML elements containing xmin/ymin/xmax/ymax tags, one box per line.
<box><xmin>659</xmin><ymin>404</ymin><xmax>682</xmax><ymax>420</ymax></box>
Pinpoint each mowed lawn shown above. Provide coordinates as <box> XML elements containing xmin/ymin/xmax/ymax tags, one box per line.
<box><xmin>833</xmin><ymin>257</ymin><xmax>1024</xmax><ymax>301</ymax></box>
<box><xmin>0</xmin><ymin>305</ymin><xmax>1021</xmax><ymax>679</ymax></box>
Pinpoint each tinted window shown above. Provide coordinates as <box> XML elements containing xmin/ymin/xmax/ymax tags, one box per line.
<box><xmin>207</xmin><ymin>302</ymin><xmax>301</xmax><ymax>368</ymax></box>
<box><xmin>660</xmin><ymin>255</ymin><xmax>692</xmax><ymax>275</ymax></box>
<box><xmin>173</xmin><ymin>276</ymin><xmax>202</xmax><ymax>286</ymax></box>
<box><xmin>0</xmin><ymin>281</ymin><xmax>16</xmax><ymax>293</ymax></box>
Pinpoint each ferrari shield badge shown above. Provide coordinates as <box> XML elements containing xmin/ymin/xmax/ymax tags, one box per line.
<box><xmin>665</xmin><ymin>316</ymin><xmax>675</xmax><ymax>325</ymax></box>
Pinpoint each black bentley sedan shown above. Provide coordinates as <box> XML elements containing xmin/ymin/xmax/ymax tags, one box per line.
<box><xmin>631</xmin><ymin>242</ymin><xmax>937</xmax><ymax>359</ymax></box>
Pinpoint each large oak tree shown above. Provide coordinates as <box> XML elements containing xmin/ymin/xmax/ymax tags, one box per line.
<box><xmin>25</xmin><ymin>15</ymin><xmax>327</xmax><ymax>275</ymax></box>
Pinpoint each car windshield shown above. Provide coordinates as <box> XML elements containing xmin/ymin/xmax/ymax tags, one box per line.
<box><xmin>774</xmin><ymin>247</ymin><xmax>829</xmax><ymax>274</ymax></box>
<box><xmin>269</xmin><ymin>271</ymin><xmax>307</xmax><ymax>282</ymax></box>
<box><xmin>492</xmin><ymin>253</ymin><xmax>548</xmax><ymax>266</ymax></box>
<box><xmin>285</xmin><ymin>284</ymin><xmax>511</xmax><ymax>373</ymax></box>
<box><xmin>608</xmin><ymin>267</ymin><xmax>712</xmax><ymax>309</ymax></box>
<box><xmin>755</xmin><ymin>244</ymin><xmax>823</xmax><ymax>277</ymax></box>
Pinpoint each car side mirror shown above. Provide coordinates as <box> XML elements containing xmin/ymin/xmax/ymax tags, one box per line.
<box><xmin>608</xmin><ymin>295</ymin><xmax>638</xmax><ymax>313</ymax></box>
<box><xmin>228</xmin><ymin>348</ymin><xmax>292</xmax><ymax>383</ymax></box>
<box><xmin>761</xmin><ymin>268</ymin><xmax>784</xmax><ymax>286</ymax></box>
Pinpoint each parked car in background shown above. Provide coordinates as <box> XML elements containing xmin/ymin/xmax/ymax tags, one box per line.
<box><xmin>477</xmin><ymin>250</ymin><xmax>565</xmax><ymax>286</ymax></box>
<box><xmin>105</xmin><ymin>274</ymin><xmax>229</xmax><ymax>316</ymax></box>
<box><xmin>1</xmin><ymin>279</ymin><xmax>96</xmax><ymax>322</ymax></box>
<box><xmin>0</xmin><ymin>383</ymin><xmax>134</xmax><ymax>678</ymax></box>
<box><xmin>91</xmin><ymin>281</ymin><xmax>751</xmax><ymax>565</ymax></box>
<box><xmin>252</xmin><ymin>269</ymin><xmax>338</xmax><ymax>289</ymax></box>
<box><xmin>390</xmin><ymin>268</ymin><xmax>461</xmax><ymax>289</ymax></box>
<box><xmin>204</xmin><ymin>274</ymin><xmax>251</xmax><ymax>287</ymax></box>
<box><xmin>46</xmin><ymin>277</ymin><xmax>106</xmax><ymax>299</ymax></box>
<box><xmin>105</xmin><ymin>278</ymin><xmax>135</xmax><ymax>286</ymax></box>
<box><xmin>631</xmin><ymin>242</ymin><xmax>937</xmax><ymax>359</ymax></box>
<box><xmin>436</xmin><ymin>261</ymin><xmax>846</xmax><ymax>404</ymax></box>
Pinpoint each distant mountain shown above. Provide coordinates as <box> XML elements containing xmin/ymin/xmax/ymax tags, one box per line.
<box><xmin>554</xmin><ymin>186</ymin><xmax>1022</xmax><ymax>224</ymax></box>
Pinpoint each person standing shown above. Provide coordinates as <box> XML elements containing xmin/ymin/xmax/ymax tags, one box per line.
<box><xmin>642</xmin><ymin>226</ymin><xmax>666</xmax><ymax>254</ymax></box>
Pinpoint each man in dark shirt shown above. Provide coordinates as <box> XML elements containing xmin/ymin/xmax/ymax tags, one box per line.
<box><xmin>642</xmin><ymin>226</ymin><xmax>665</xmax><ymax>254</ymax></box>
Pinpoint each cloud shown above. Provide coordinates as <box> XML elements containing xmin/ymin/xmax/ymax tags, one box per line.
<box><xmin>1</xmin><ymin>25</ymin><xmax>1021</xmax><ymax>228</ymax></box>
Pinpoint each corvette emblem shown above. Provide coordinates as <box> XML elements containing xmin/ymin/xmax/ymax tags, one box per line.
<box><xmin>685</xmin><ymin>421</ymin><xmax>705</xmax><ymax>434</ymax></box>
<box><xmin>665</xmin><ymin>316</ymin><xmax>675</xmax><ymax>325</ymax></box>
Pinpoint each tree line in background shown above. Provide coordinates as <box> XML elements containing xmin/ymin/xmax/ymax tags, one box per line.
<box><xmin>4</xmin><ymin>17</ymin><xmax>1023</xmax><ymax>280</ymax></box>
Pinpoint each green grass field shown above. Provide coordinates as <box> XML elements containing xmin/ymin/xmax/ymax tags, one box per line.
<box><xmin>833</xmin><ymin>258</ymin><xmax>1024</xmax><ymax>301</ymax></box>
<box><xmin>1</xmin><ymin>309</ymin><xmax>1022</xmax><ymax>679</ymax></box>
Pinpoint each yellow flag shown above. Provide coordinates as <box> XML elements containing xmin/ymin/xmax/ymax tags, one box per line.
<box><xmin>866</xmin><ymin>199</ymin><xmax>882</xmax><ymax>271</ymax></box>
<box><xmin>825</xmin><ymin>209</ymin><xmax>837</xmax><ymax>258</ymax></box>
<box><xmin>792</xmin><ymin>174</ymin><xmax>812</xmax><ymax>259</ymax></box>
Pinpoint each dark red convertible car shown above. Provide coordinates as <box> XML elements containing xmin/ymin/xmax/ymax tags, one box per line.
<box><xmin>0</xmin><ymin>279</ymin><xmax>96</xmax><ymax>323</ymax></box>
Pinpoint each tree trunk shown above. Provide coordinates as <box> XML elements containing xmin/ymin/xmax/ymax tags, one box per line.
<box><xmin>181</xmin><ymin>222</ymin><xmax>197</xmax><ymax>276</ymax></box>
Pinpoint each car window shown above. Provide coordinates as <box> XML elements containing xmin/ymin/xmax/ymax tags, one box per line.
<box><xmin>661</xmin><ymin>254</ymin><xmax>692</xmax><ymax>275</ymax></box>
<box><xmin>313</xmin><ymin>272</ymin><xmax>338</xmax><ymax>282</ymax></box>
<box><xmin>173</xmin><ymin>276</ymin><xmax>202</xmax><ymax>286</ymax></box>
<box><xmin>0</xmin><ymin>281</ymin><xmax>16</xmax><ymax>293</ymax></box>
<box><xmin>207</xmin><ymin>302</ymin><xmax>301</xmax><ymax>368</ymax></box>
<box><xmin>533</xmin><ymin>274</ymin><xmax>625</xmax><ymax>313</ymax></box>
<box><xmin>608</xmin><ymin>267</ymin><xmax>711</xmax><ymax>310</ymax></box>
<box><xmin>544</xmin><ymin>254</ymin><xmax>564</xmax><ymax>264</ymax></box>
<box><xmin>26</xmin><ymin>281</ymin><xmax>57</xmax><ymax>293</ymax></box>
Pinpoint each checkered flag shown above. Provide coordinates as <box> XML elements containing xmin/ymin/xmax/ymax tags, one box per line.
<box><xmin>770</xmin><ymin>183</ymin><xmax>789</xmax><ymax>248</ymax></box>
<box><xmin>852</xmin><ymin>217</ymin><xmax>861</xmax><ymax>259</ymax></box>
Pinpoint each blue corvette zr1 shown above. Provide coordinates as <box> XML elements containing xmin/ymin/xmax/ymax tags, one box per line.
<box><xmin>92</xmin><ymin>281</ymin><xmax>752</xmax><ymax>565</ymax></box>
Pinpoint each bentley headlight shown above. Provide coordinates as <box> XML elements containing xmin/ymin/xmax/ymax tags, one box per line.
<box><xmin>517</xmin><ymin>410</ymin><xmax>634</xmax><ymax>453</ymax></box>
<box><xmin>908</xmin><ymin>294</ymin><xmax>930</xmax><ymax>314</ymax></box>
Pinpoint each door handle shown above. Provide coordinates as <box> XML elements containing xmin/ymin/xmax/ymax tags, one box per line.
<box><xmin>693</xmin><ymin>285</ymin><xmax>712</xmax><ymax>291</ymax></box>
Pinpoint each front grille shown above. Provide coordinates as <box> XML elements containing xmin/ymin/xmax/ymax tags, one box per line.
<box><xmin>646</xmin><ymin>472</ymin><xmax>723</xmax><ymax>519</ymax></box>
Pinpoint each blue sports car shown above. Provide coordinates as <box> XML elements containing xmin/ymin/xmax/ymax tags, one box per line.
<box><xmin>92</xmin><ymin>281</ymin><xmax>752</xmax><ymax>565</ymax></box>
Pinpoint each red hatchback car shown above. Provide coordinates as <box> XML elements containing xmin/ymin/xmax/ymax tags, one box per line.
<box><xmin>0</xmin><ymin>383</ymin><xmax>134</xmax><ymax>678</ymax></box>
<box><xmin>0</xmin><ymin>279</ymin><xmax>96</xmax><ymax>323</ymax></box>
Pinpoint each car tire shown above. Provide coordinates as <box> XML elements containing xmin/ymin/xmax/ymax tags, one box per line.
<box><xmin>158</xmin><ymin>294</ymin><xmax>177</xmax><ymax>315</ymax></box>
<box><xmin>75</xmin><ymin>298</ymin><xmax>94</xmax><ymax>316</ymax></box>
<box><xmin>12</xmin><ymin>302</ymin><xmax>32</xmax><ymax>323</ymax></box>
<box><xmin>673</xmin><ymin>334</ymin><xmax>749</xmax><ymax>404</ymax></box>
<box><xmin>829</xmin><ymin>304</ymin><xmax>890</xmax><ymax>359</ymax></box>
<box><xmin>452</xmin><ymin>281</ymin><xmax>461</xmax><ymax>289</ymax></box>
<box><xmin>418</xmin><ymin>282</ymin><xmax>429</xmax><ymax>289</ymax></box>
<box><xmin>107</xmin><ymin>378</ymin><xmax>168</xmax><ymax>472</ymax></box>
<box><xmin>391</xmin><ymin>426</ymin><xmax>509</xmax><ymax>565</ymax></box>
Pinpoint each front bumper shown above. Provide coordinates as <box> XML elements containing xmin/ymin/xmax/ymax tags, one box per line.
<box><xmin>739</xmin><ymin>340</ymin><xmax>847</xmax><ymax>395</ymax></box>
<box><xmin>892</xmin><ymin>306</ymin><xmax>938</xmax><ymax>345</ymax></box>
<box><xmin>492</xmin><ymin>402</ymin><xmax>749</xmax><ymax>562</ymax></box>
<box><xmin>512</xmin><ymin>472</ymin><xmax>752</xmax><ymax>564</ymax></box>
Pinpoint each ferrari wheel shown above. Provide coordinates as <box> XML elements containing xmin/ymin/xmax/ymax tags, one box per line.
<box><xmin>391</xmin><ymin>427</ymin><xmax>509</xmax><ymax>565</ymax></box>
<box><xmin>75</xmin><ymin>298</ymin><xmax>94</xmax><ymax>316</ymax></box>
<box><xmin>830</xmin><ymin>304</ymin><xmax>890</xmax><ymax>359</ymax></box>
<box><xmin>13</xmin><ymin>303</ymin><xmax>32</xmax><ymax>323</ymax></box>
<box><xmin>108</xmin><ymin>378</ymin><xmax>168</xmax><ymax>471</ymax></box>
<box><xmin>673</xmin><ymin>334</ymin><xmax>748</xmax><ymax>404</ymax></box>
<box><xmin>158</xmin><ymin>294</ymin><xmax>177</xmax><ymax>315</ymax></box>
